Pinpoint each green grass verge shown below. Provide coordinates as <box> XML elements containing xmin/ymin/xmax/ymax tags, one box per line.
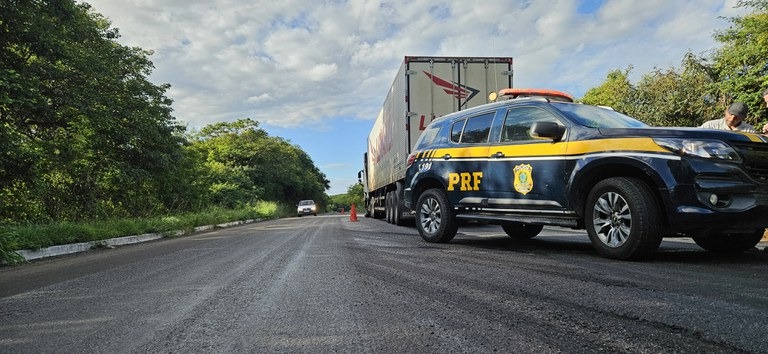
<box><xmin>0</xmin><ymin>201</ymin><xmax>284</xmax><ymax>265</ymax></box>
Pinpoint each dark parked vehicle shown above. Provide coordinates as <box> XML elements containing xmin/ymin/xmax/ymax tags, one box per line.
<box><xmin>404</xmin><ymin>89</ymin><xmax>768</xmax><ymax>259</ymax></box>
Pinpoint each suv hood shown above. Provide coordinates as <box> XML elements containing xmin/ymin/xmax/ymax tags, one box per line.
<box><xmin>597</xmin><ymin>127</ymin><xmax>768</xmax><ymax>143</ymax></box>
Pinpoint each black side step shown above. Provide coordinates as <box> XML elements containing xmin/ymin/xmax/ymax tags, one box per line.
<box><xmin>455</xmin><ymin>213</ymin><xmax>579</xmax><ymax>228</ymax></box>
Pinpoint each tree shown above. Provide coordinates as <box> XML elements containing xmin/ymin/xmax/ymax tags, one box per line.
<box><xmin>0</xmin><ymin>1</ymin><xmax>188</xmax><ymax>222</ymax></box>
<box><xmin>346</xmin><ymin>183</ymin><xmax>364</xmax><ymax>209</ymax></box>
<box><xmin>190</xmin><ymin>119</ymin><xmax>329</xmax><ymax>208</ymax></box>
<box><xmin>581</xmin><ymin>2</ymin><xmax>768</xmax><ymax>129</ymax></box>
<box><xmin>711</xmin><ymin>0</ymin><xmax>768</xmax><ymax>128</ymax></box>
<box><xmin>581</xmin><ymin>58</ymin><xmax>721</xmax><ymax>127</ymax></box>
<box><xmin>580</xmin><ymin>67</ymin><xmax>636</xmax><ymax>115</ymax></box>
<box><xmin>325</xmin><ymin>183</ymin><xmax>364</xmax><ymax>213</ymax></box>
<box><xmin>633</xmin><ymin>54</ymin><xmax>721</xmax><ymax>127</ymax></box>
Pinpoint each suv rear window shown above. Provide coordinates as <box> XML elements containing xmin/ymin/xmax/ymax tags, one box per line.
<box><xmin>415</xmin><ymin>125</ymin><xmax>441</xmax><ymax>150</ymax></box>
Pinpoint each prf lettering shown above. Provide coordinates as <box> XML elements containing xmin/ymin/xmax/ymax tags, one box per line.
<box><xmin>447</xmin><ymin>172</ymin><xmax>483</xmax><ymax>191</ymax></box>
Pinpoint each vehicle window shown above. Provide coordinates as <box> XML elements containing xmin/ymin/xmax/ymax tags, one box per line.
<box><xmin>551</xmin><ymin>103</ymin><xmax>648</xmax><ymax>128</ymax></box>
<box><xmin>459</xmin><ymin>112</ymin><xmax>495</xmax><ymax>144</ymax></box>
<box><xmin>501</xmin><ymin>107</ymin><xmax>561</xmax><ymax>143</ymax></box>
<box><xmin>415</xmin><ymin>125</ymin><xmax>441</xmax><ymax>150</ymax></box>
<box><xmin>451</xmin><ymin>119</ymin><xmax>466</xmax><ymax>143</ymax></box>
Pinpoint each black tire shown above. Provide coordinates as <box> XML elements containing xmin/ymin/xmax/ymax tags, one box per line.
<box><xmin>392</xmin><ymin>197</ymin><xmax>402</xmax><ymax>225</ymax></box>
<box><xmin>585</xmin><ymin>177</ymin><xmax>663</xmax><ymax>260</ymax></box>
<box><xmin>385</xmin><ymin>191</ymin><xmax>393</xmax><ymax>223</ymax></box>
<box><xmin>376</xmin><ymin>196</ymin><xmax>385</xmax><ymax>219</ymax></box>
<box><xmin>393</xmin><ymin>183</ymin><xmax>405</xmax><ymax>226</ymax></box>
<box><xmin>692</xmin><ymin>229</ymin><xmax>764</xmax><ymax>253</ymax></box>
<box><xmin>370</xmin><ymin>197</ymin><xmax>383</xmax><ymax>219</ymax></box>
<box><xmin>502</xmin><ymin>222</ymin><xmax>544</xmax><ymax>239</ymax></box>
<box><xmin>415</xmin><ymin>188</ymin><xmax>458</xmax><ymax>243</ymax></box>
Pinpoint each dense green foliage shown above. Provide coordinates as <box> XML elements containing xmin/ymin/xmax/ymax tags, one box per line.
<box><xmin>327</xmin><ymin>183</ymin><xmax>364</xmax><ymax>212</ymax></box>
<box><xmin>0</xmin><ymin>1</ymin><xmax>190</xmax><ymax>222</ymax></box>
<box><xmin>188</xmin><ymin>119</ymin><xmax>329</xmax><ymax>208</ymax></box>
<box><xmin>0</xmin><ymin>1</ymin><xmax>329</xmax><ymax>226</ymax></box>
<box><xmin>582</xmin><ymin>0</ymin><xmax>768</xmax><ymax>129</ymax></box>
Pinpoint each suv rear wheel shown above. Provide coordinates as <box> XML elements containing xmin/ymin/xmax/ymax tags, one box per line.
<box><xmin>502</xmin><ymin>222</ymin><xmax>544</xmax><ymax>239</ymax></box>
<box><xmin>585</xmin><ymin>177</ymin><xmax>662</xmax><ymax>260</ymax></box>
<box><xmin>415</xmin><ymin>188</ymin><xmax>458</xmax><ymax>243</ymax></box>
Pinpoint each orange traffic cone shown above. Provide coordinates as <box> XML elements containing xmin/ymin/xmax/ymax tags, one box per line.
<box><xmin>349</xmin><ymin>203</ymin><xmax>359</xmax><ymax>222</ymax></box>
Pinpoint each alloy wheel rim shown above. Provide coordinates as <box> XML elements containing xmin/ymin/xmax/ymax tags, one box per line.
<box><xmin>592</xmin><ymin>191</ymin><xmax>631</xmax><ymax>248</ymax></box>
<box><xmin>419</xmin><ymin>197</ymin><xmax>441</xmax><ymax>234</ymax></box>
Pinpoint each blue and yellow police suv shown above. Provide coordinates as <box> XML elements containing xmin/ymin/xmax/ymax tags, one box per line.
<box><xmin>404</xmin><ymin>89</ymin><xmax>768</xmax><ymax>260</ymax></box>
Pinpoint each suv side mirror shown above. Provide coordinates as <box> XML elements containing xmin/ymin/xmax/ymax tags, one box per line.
<box><xmin>530</xmin><ymin>121</ymin><xmax>565</xmax><ymax>142</ymax></box>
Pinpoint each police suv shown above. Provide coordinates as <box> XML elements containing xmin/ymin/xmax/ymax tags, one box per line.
<box><xmin>403</xmin><ymin>89</ymin><xmax>768</xmax><ymax>260</ymax></box>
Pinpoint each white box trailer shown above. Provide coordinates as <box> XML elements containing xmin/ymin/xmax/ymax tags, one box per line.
<box><xmin>360</xmin><ymin>56</ymin><xmax>513</xmax><ymax>224</ymax></box>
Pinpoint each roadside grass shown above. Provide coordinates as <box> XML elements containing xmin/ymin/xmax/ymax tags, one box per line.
<box><xmin>0</xmin><ymin>201</ymin><xmax>284</xmax><ymax>265</ymax></box>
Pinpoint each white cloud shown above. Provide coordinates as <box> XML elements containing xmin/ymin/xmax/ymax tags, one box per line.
<box><xmin>86</xmin><ymin>0</ymin><xmax>748</xmax><ymax>126</ymax></box>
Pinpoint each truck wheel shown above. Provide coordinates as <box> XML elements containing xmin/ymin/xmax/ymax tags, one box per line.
<box><xmin>372</xmin><ymin>196</ymin><xmax>384</xmax><ymax>219</ymax></box>
<box><xmin>415</xmin><ymin>188</ymin><xmax>458</xmax><ymax>243</ymax></box>
<box><xmin>692</xmin><ymin>229</ymin><xmax>763</xmax><ymax>253</ymax></box>
<box><xmin>367</xmin><ymin>200</ymin><xmax>374</xmax><ymax>218</ymax></box>
<box><xmin>585</xmin><ymin>177</ymin><xmax>662</xmax><ymax>260</ymax></box>
<box><xmin>392</xmin><ymin>195</ymin><xmax>402</xmax><ymax>225</ymax></box>
<box><xmin>393</xmin><ymin>183</ymin><xmax>405</xmax><ymax>226</ymax></box>
<box><xmin>385</xmin><ymin>191</ymin><xmax>393</xmax><ymax>223</ymax></box>
<box><xmin>502</xmin><ymin>222</ymin><xmax>544</xmax><ymax>239</ymax></box>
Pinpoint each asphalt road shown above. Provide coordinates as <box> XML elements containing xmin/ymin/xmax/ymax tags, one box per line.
<box><xmin>1</xmin><ymin>215</ymin><xmax>767</xmax><ymax>353</ymax></box>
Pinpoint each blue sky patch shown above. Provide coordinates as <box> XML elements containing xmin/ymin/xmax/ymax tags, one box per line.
<box><xmin>577</xmin><ymin>0</ymin><xmax>604</xmax><ymax>14</ymax></box>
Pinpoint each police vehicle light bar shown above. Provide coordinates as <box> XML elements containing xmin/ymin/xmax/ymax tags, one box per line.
<box><xmin>496</xmin><ymin>88</ymin><xmax>574</xmax><ymax>103</ymax></box>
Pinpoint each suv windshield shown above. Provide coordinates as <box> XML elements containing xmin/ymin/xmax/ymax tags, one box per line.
<box><xmin>299</xmin><ymin>200</ymin><xmax>314</xmax><ymax>206</ymax></box>
<box><xmin>552</xmin><ymin>103</ymin><xmax>648</xmax><ymax>129</ymax></box>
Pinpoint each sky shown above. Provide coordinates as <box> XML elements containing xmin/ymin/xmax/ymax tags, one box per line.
<box><xmin>82</xmin><ymin>0</ymin><xmax>746</xmax><ymax>195</ymax></box>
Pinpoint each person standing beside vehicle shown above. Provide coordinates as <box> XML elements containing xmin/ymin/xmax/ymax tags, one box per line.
<box><xmin>761</xmin><ymin>88</ymin><xmax>768</xmax><ymax>134</ymax></box>
<box><xmin>700</xmin><ymin>102</ymin><xmax>756</xmax><ymax>132</ymax></box>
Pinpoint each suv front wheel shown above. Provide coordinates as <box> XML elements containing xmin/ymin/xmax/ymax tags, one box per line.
<box><xmin>415</xmin><ymin>188</ymin><xmax>458</xmax><ymax>243</ymax></box>
<box><xmin>585</xmin><ymin>177</ymin><xmax>663</xmax><ymax>260</ymax></box>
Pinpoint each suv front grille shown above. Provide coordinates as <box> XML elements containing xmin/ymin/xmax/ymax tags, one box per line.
<box><xmin>730</xmin><ymin>141</ymin><xmax>768</xmax><ymax>183</ymax></box>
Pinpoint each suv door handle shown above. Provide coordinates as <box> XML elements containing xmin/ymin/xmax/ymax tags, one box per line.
<box><xmin>442</xmin><ymin>154</ymin><xmax>452</xmax><ymax>160</ymax></box>
<box><xmin>492</xmin><ymin>152</ymin><xmax>505</xmax><ymax>158</ymax></box>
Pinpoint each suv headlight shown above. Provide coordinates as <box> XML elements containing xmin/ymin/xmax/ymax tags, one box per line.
<box><xmin>654</xmin><ymin>138</ymin><xmax>741</xmax><ymax>162</ymax></box>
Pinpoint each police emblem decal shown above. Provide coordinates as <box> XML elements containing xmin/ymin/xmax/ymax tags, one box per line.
<box><xmin>513</xmin><ymin>164</ymin><xmax>533</xmax><ymax>195</ymax></box>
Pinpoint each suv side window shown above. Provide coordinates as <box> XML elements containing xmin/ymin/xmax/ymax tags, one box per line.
<box><xmin>501</xmin><ymin>107</ymin><xmax>561</xmax><ymax>143</ymax></box>
<box><xmin>451</xmin><ymin>119</ymin><xmax>466</xmax><ymax>143</ymax></box>
<box><xmin>458</xmin><ymin>112</ymin><xmax>495</xmax><ymax>144</ymax></box>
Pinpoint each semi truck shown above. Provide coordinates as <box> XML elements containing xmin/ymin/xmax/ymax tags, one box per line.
<box><xmin>359</xmin><ymin>56</ymin><xmax>514</xmax><ymax>225</ymax></box>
